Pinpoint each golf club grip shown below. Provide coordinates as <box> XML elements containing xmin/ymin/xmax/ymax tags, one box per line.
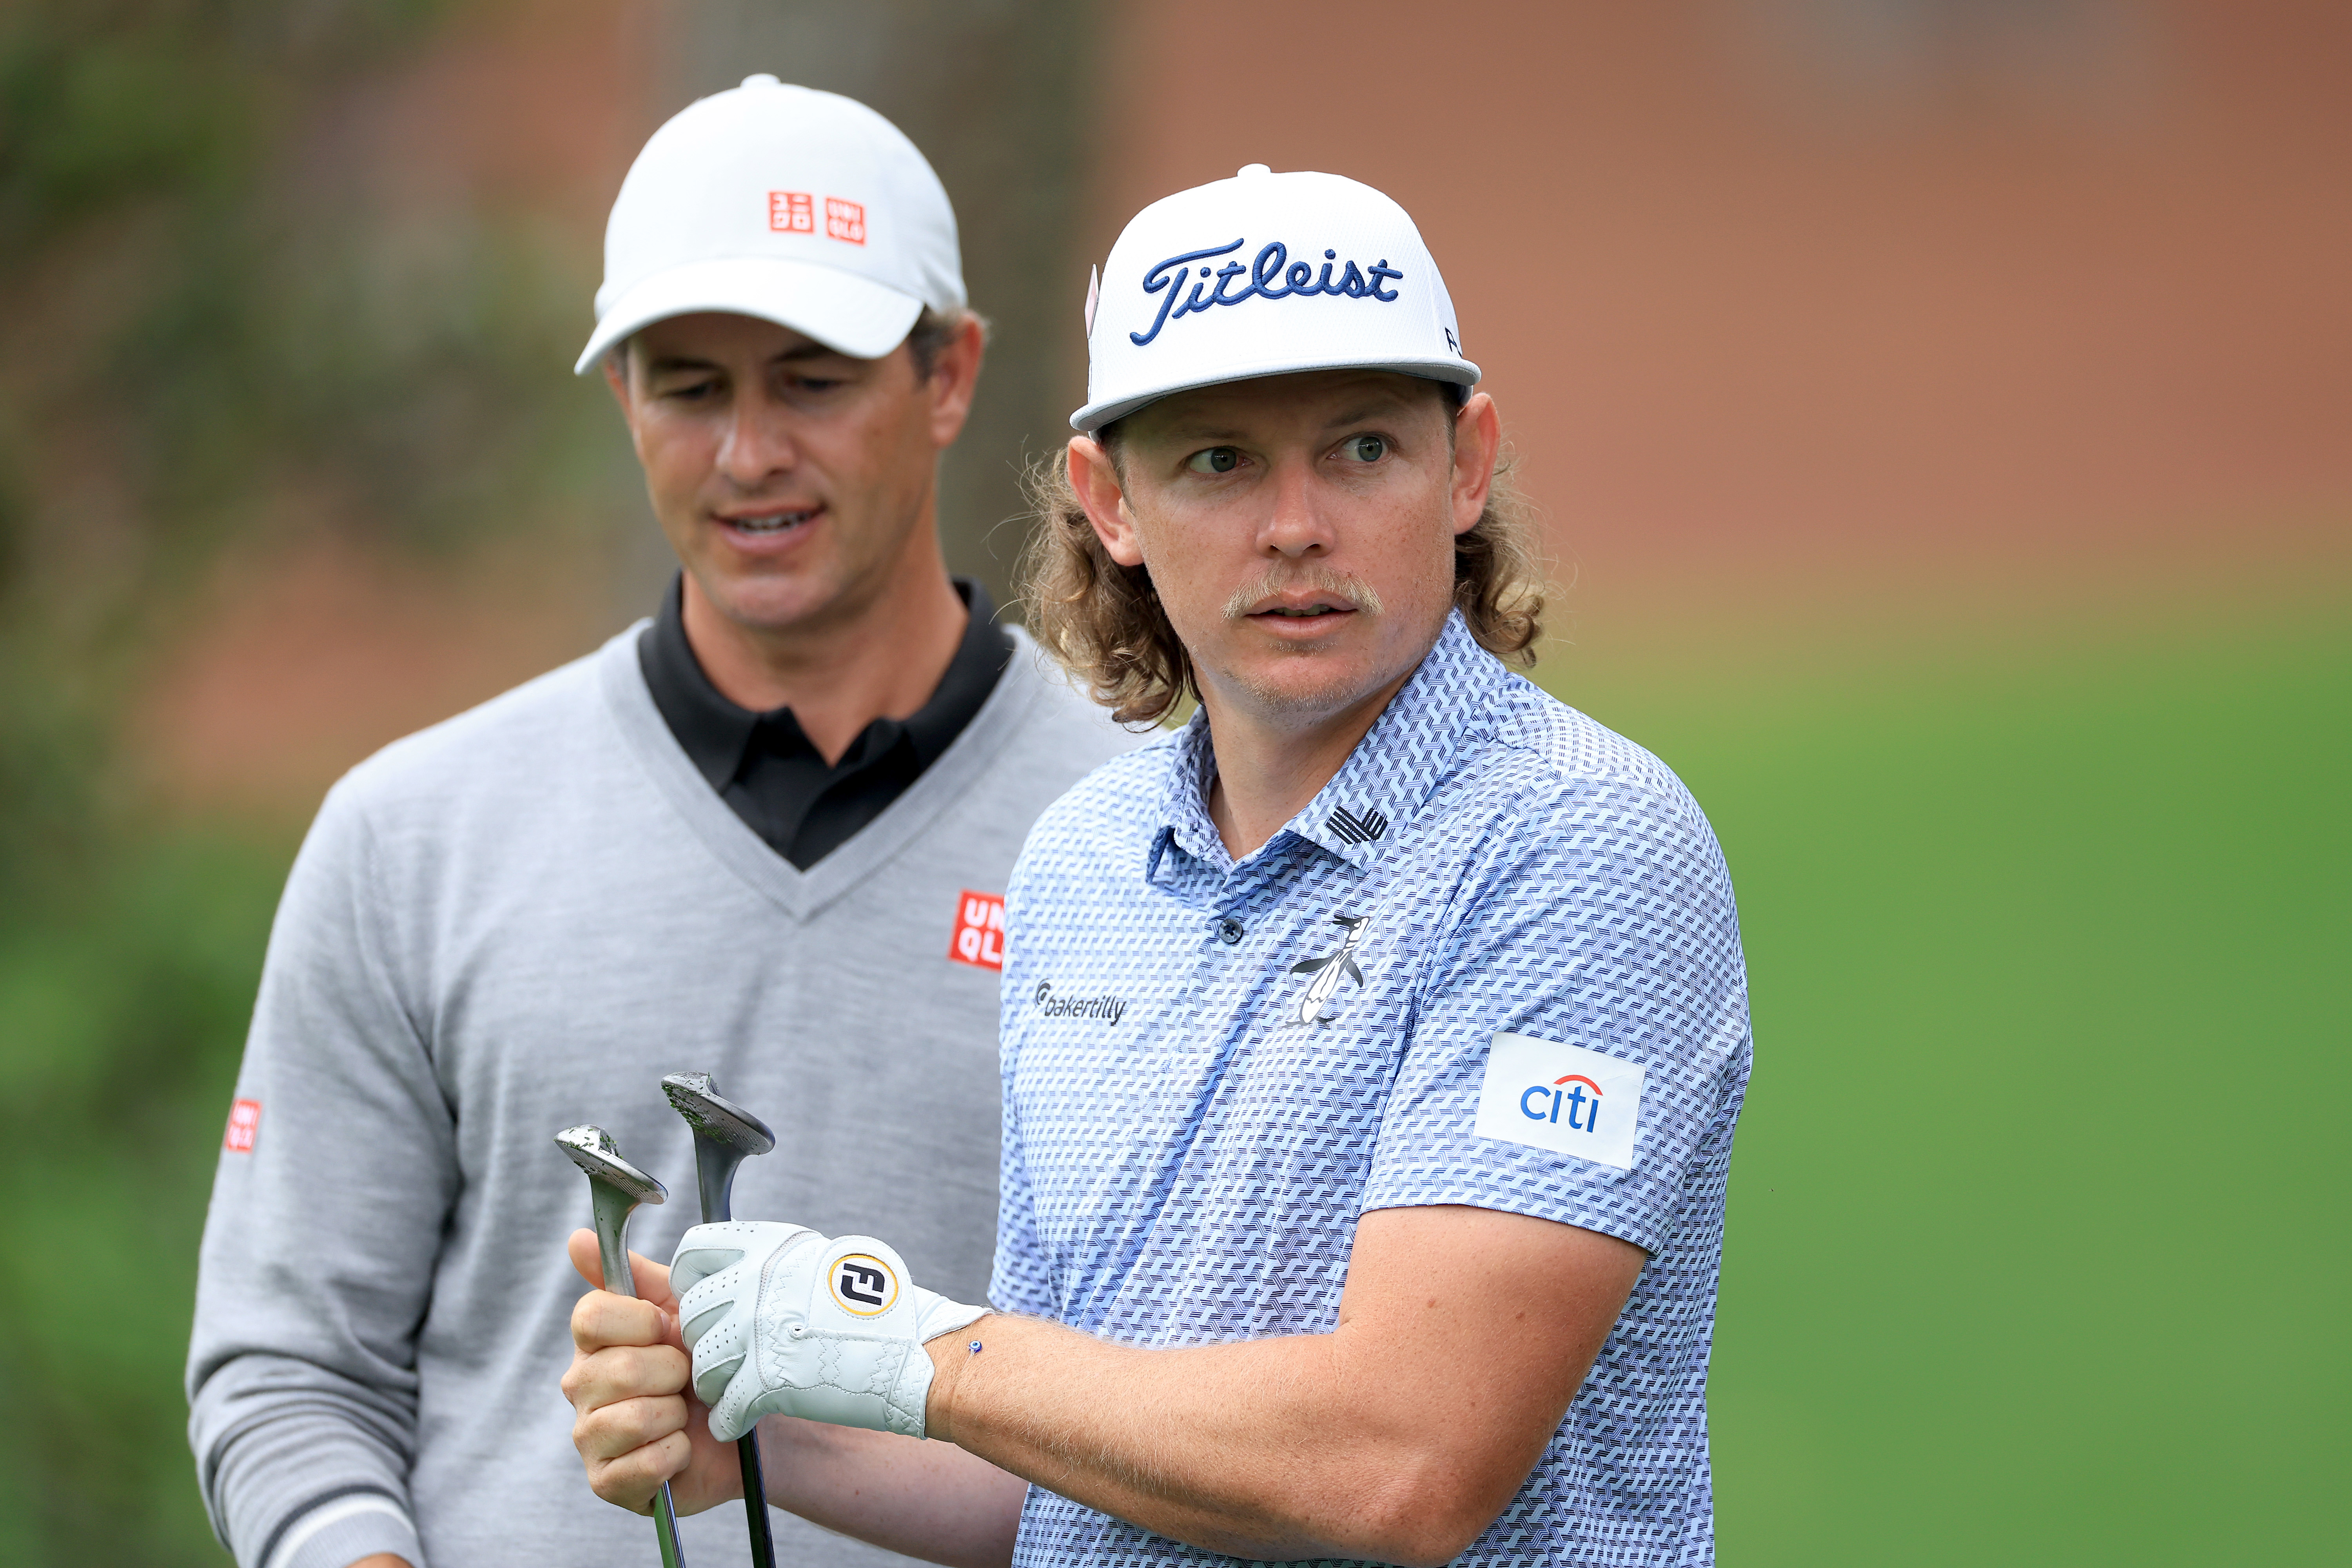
<box><xmin>653</xmin><ymin>1480</ymin><xmax>686</xmax><ymax>1568</ymax></box>
<box><xmin>737</xmin><ymin>1432</ymin><xmax>777</xmax><ymax>1566</ymax></box>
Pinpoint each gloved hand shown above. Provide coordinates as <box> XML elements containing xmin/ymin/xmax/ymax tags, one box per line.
<box><xmin>669</xmin><ymin>1222</ymin><xmax>989</xmax><ymax>1443</ymax></box>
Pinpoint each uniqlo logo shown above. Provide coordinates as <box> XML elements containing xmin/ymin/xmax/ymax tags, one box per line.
<box><xmin>768</xmin><ymin>191</ymin><xmax>815</xmax><ymax>233</ymax></box>
<box><xmin>948</xmin><ymin>890</ymin><xmax>1006</xmax><ymax>971</ymax></box>
<box><xmin>224</xmin><ymin>1098</ymin><xmax>262</xmax><ymax>1154</ymax></box>
<box><xmin>824</xmin><ymin>196</ymin><xmax>867</xmax><ymax>244</ymax></box>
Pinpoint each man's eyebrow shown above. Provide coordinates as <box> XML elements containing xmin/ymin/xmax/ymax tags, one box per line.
<box><xmin>642</xmin><ymin>343</ymin><xmax>844</xmax><ymax>374</ymax></box>
<box><xmin>1152</xmin><ymin>393</ymin><xmax>1424</xmax><ymax>444</ymax></box>
<box><xmin>1318</xmin><ymin>397</ymin><xmax>1417</xmax><ymax>430</ymax></box>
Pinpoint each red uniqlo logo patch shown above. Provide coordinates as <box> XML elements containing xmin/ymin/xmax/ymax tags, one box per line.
<box><xmin>948</xmin><ymin>890</ymin><xmax>1006</xmax><ymax>971</ymax></box>
<box><xmin>824</xmin><ymin>196</ymin><xmax>867</xmax><ymax>244</ymax></box>
<box><xmin>768</xmin><ymin>191</ymin><xmax>815</xmax><ymax>233</ymax></box>
<box><xmin>224</xmin><ymin>1098</ymin><xmax>262</xmax><ymax>1154</ymax></box>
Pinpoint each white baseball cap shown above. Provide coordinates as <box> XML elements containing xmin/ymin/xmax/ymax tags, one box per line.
<box><xmin>1071</xmin><ymin>164</ymin><xmax>1478</xmax><ymax>431</ymax></box>
<box><xmin>575</xmin><ymin>76</ymin><xmax>965</xmax><ymax>374</ymax></box>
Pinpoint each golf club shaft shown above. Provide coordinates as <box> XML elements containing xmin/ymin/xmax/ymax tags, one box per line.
<box><xmin>590</xmin><ymin>1181</ymin><xmax>689</xmax><ymax>1568</ymax></box>
<box><xmin>698</xmin><ymin>1145</ymin><xmax>779</xmax><ymax>1568</ymax></box>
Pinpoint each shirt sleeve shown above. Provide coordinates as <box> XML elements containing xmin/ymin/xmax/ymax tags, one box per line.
<box><xmin>1360</xmin><ymin>773</ymin><xmax>1750</xmax><ymax>1255</ymax></box>
<box><xmin>185</xmin><ymin>779</ymin><xmax>453</xmax><ymax>1568</ymax></box>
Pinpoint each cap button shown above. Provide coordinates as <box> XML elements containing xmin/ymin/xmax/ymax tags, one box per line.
<box><xmin>1236</xmin><ymin>163</ymin><xmax>1271</xmax><ymax>178</ymax></box>
<box><xmin>742</xmin><ymin>73</ymin><xmax>781</xmax><ymax>90</ymax></box>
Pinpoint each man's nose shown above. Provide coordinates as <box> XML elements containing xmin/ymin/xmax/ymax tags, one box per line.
<box><xmin>717</xmin><ymin>389</ymin><xmax>797</xmax><ymax>485</ymax></box>
<box><xmin>1257</xmin><ymin>456</ymin><xmax>1336</xmax><ymax>558</ymax></box>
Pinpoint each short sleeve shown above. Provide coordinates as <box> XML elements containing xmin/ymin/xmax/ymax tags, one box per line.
<box><xmin>1361</xmin><ymin>774</ymin><xmax>1749</xmax><ymax>1255</ymax></box>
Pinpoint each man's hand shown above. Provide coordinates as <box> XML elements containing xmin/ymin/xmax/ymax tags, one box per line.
<box><xmin>561</xmin><ymin>1229</ymin><xmax>743</xmax><ymax>1517</ymax></box>
<box><xmin>670</xmin><ymin>1222</ymin><xmax>989</xmax><ymax>1441</ymax></box>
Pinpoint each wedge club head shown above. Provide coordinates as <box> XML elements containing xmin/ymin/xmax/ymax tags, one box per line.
<box><xmin>660</xmin><ymin>1072</ymin><xmax>775</xmax><ymax>1224</ymax></box>
<box><xmin>553</xmin><ymin>1125</ymin><xmax>684</xmax><ymax>1566</ymax></box>
<box><xmin>555</xmin><ymin>1125</ymin><xmax>666</xmax><ymax>1299</ymax></box>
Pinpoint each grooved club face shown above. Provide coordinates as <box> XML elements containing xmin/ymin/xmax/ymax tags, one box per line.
<box><xmin>661</xmin><ymin>1073</ymin><xmax>776</xmax><ymax>1156</ymax></box>
<box><xmin>555</xmin><ymin>1124</ymin><xmax>668</xmax><ymax>1206</ymax></box>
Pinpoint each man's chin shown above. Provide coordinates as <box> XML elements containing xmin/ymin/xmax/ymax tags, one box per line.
<box><xmin>1218</xmin><ymin>653</ymin><xmax>1388</xmax><ymax>723</ymax></box>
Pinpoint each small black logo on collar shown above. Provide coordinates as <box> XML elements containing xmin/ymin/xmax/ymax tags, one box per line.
<box><xmin>1327</xmin><ymin>806</ymin><xmax>1388</xmax><ymax>845</ymax></box>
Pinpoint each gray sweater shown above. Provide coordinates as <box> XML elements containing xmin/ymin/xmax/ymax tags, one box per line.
<box><xmin>187</xmin><ymin>624</ymin><xmax>1136</xmax><ymax>1568</ymax></box>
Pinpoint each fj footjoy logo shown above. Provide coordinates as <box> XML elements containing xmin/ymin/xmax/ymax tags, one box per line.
<box><xmin>1475</xmin><ymin>1033</ymin><xmax>1646</xmax><ymax>1170</ymax></box>
<box><xmin>766</xmin><ymin>191</ymin><xmax>866</xmax><ymax>244</ymax></box>
<box><xmin>948</xmin><ymin>890</ymin><xmax>1007</xmax><ymax>972</ymax></box>
<box><xmin>1289</xmin><ymin>914</ymin><xmax>1372</xmax><ymax>1025</ymax></box>
<box><xmin>1033</xmin><ymin>981</ymin><xmax>1127</xmax><ymax>1024</ymax></box>
<box><xmin>1129</xmin><ymin>238</ymin><xmax>1404</xmax><ymax>347</ymax></box>
<box><xmin>830</xmin><ymin>1253</ymin><xmax>900</xmax><ymax>1317</ymax></box>
<box><xmin>223</xmin><ymin>1098</ymin><xmax>261</xmax><ymax>1154</ymax></box>
<box><xmin>1327</xmin><ymin>806</ymin><xmax>1388</xmax><ymax>845</ymax></box>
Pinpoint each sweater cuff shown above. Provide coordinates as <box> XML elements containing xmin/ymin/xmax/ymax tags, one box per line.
<box><xmin>265</xmin><ymin>1494</ymin><xmax>421</xmax><ymax>1568</ymax></box>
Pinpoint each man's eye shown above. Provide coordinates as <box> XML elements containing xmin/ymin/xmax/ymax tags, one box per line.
<box><xmin>1185</xmin><ymin>447</ymin><xmax>1241</xmax><ymax>475</ymax></box>
<box><xmin>1340</xmin><ymin>435</ymin><xmax>1387</xmax><ymax>463</ymax></box>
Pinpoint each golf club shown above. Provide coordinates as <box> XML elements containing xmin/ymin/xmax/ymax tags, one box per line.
<box><xmin>661</xmin><ymin>1072</ymin><xmax>779</xmax><ymax>1568</ymax></box>
<box><xmin>556</xmin><ymin>1124</ymin><xmax>688</xmax><ymax>1568</ymax></box>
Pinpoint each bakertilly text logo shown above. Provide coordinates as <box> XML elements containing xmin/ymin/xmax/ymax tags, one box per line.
<box><xmin>1034</xmin><ymin>981</ymin><xmax>1127</xmax><ymax>1025</ymax></box>
<box><xmin>1129</xmin><ymin>239</ymin><xmax>1405</xmax><ymax>347</ymax></box>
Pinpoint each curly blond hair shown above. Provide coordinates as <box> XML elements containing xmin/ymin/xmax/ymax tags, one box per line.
<box><xmin>1018</xmin><ymin>427</ymin><xmax>1548</xmax><ymax>725</ymax></box>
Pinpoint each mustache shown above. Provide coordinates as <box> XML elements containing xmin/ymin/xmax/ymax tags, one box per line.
<box><xmin>1220</xmin><ymin>564</ymin><xmax>1385</xmax><ymax>621</ymax></box>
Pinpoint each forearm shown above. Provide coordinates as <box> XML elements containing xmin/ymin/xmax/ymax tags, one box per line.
<box><xmin>191</xmin><ymin>1355</ymin><xmax>424</xmax><ymax>1568</ymax></box>
<box><xmin>924</xmin><ymin>1316</ymin><xmax>1457</xmax><ymax>1566</ymax></box>
<box><xmin>754</xmin><ymin>1415</ymin><xmax>1026</xmax><ymax>1568</ymax></box>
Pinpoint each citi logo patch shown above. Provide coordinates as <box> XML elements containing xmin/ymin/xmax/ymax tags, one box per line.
<box><xmin>1474</xmin><ymin>1033</ymin><xmax>1644</xmax><ymax>1170</ymax></box>
<box><xmin>223</xmin><ymin>1098</ymin><xmax>261</xmax><ymax>1154</ymax></box>
<box><xmin>1327</xmin><ymin>806</ymin><xmax>1387</xmax><ymax>845</ymax></box>
<box><xmin>948</xmin><ymin>890</ymin><xmax>1006</xmax><ymax>972</ymax></box>
<box><xmin>830</xmin><ymin>1253</ymin><xmax>900</xmax><ymax>1317</ymax></box>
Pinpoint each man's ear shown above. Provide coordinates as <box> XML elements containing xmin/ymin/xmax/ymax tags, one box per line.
<box><xmin>1067</xmin><ymin>436</ymin><xmax>1145</xmax><ymax>568</ymax></box>
<box><xmin>1450</xmin><ymin>391</ymin><xmax>1501</xmax><ymax>538</ymax></box>
<box><xmin>923</xmin><ymin>314</ymin><xmax>987</xmax><ymax>449</ymax></box>
<box><xmin>601</xmin><ymin>350</ymin><xmax>635</xmax><ymax>420</ymax></box>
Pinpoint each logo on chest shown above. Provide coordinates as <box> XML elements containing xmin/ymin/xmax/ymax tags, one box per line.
<box><xmin>948</xmin><ymin>891</ymin><xmax>1007</xmax><ymax>971</ymax></box>
<box><xmin>1287</xmin><ymin>914</ymin><xmax>1373</xmax><ymax>1025</ymax></box>
<box><xmin>1034</xmin><ymin>981</ymin><xmax>1127</xmax><ymax>1025</ymax></box>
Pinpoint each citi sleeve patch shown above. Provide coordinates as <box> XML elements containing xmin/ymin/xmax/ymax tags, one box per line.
<box><xmin>1474</xmin><ymin>1032</ymin><xmax>1645</xmax><ymax>1170</ymax></box>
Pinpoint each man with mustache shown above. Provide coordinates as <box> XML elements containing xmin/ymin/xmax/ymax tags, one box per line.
<box><xmin>185</xmin><ymin>79</ymin><xmax>1134</xmax><ymax>1568</ymax></box>
<box><xmin>564</xmin><ymin>164</ymin><xmax>1751</xmax><ymax>1566</ymax></box>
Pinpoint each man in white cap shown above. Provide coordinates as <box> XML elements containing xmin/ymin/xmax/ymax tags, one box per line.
<box><xmin>564</xmin><ymin>165</ymin><xmax>1751</xmax><ymax>1565</ymax></box>
<box><xmin>186</xmin><ymin>78</ymin><xmax>1133</xmax><ymax>1568</ymax></box>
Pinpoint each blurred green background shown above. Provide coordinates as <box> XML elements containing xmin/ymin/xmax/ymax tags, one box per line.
<box><xmin>0</xmin><ymin>0</ymin><xmax>2344</xmax><ymax>1564</ymax></box>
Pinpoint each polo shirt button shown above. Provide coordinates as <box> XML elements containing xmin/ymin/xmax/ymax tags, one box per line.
<box><xmin>1217</xmin><ymin>916</ymin><xmax>1244</xmax><ymax>944</ymax></box>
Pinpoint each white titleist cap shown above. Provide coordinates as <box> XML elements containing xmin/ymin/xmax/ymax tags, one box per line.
<box><xmin>575</xmin><ymin>76</ymin><xmax>964</xmax><ymax>374</ymax></box>
<box><xmin>1071</xmin><ymin>164</ymin><xmax>1477</xmax><ymax>431</ymax></box>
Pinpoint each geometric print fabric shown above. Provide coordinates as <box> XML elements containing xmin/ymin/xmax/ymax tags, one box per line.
<box><xmin>995</xmin><ymin>612</ymin><xmax>1752</xmax><ymax>1566</ymax></box>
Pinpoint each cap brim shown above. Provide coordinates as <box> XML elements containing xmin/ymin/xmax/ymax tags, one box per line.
<box><xmin>1070</xmin><ymin>352</ymin><xmax>1483</xmax><ymax>432</ymax></box>
<box><xmin>575</xmin><ymin>256</ymin><xmax>925</xmax><ymax>373</ymax></box>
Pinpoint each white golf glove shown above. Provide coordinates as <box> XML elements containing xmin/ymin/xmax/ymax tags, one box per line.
<box><xmin>669</xmin><ymin>1222</ymin><xmax>989</xmax><ymax>1443</ymax></box>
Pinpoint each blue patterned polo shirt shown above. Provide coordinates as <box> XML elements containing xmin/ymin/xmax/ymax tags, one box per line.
<box><xmin>993</xmin><ymin>612</ymin><xmax>1751</xmax><ymax>1566</ymax></box>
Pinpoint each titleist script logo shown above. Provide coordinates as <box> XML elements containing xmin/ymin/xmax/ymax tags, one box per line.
<box><xmin>1033</xmin><ymin>981</ymin><xmax>1127</xmax><ymax>1024</ymax></box>
<box><xmin>1130</xmin><ymin>239</ymin><xmax>1403</xmax><ymax>346</ymax></box>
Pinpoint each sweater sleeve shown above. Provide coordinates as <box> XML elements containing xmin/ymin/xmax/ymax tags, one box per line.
<box><xmin>186</xmin><ymin>779</ymin><xmax>455</xmax><ymax>1568</ymax></box>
